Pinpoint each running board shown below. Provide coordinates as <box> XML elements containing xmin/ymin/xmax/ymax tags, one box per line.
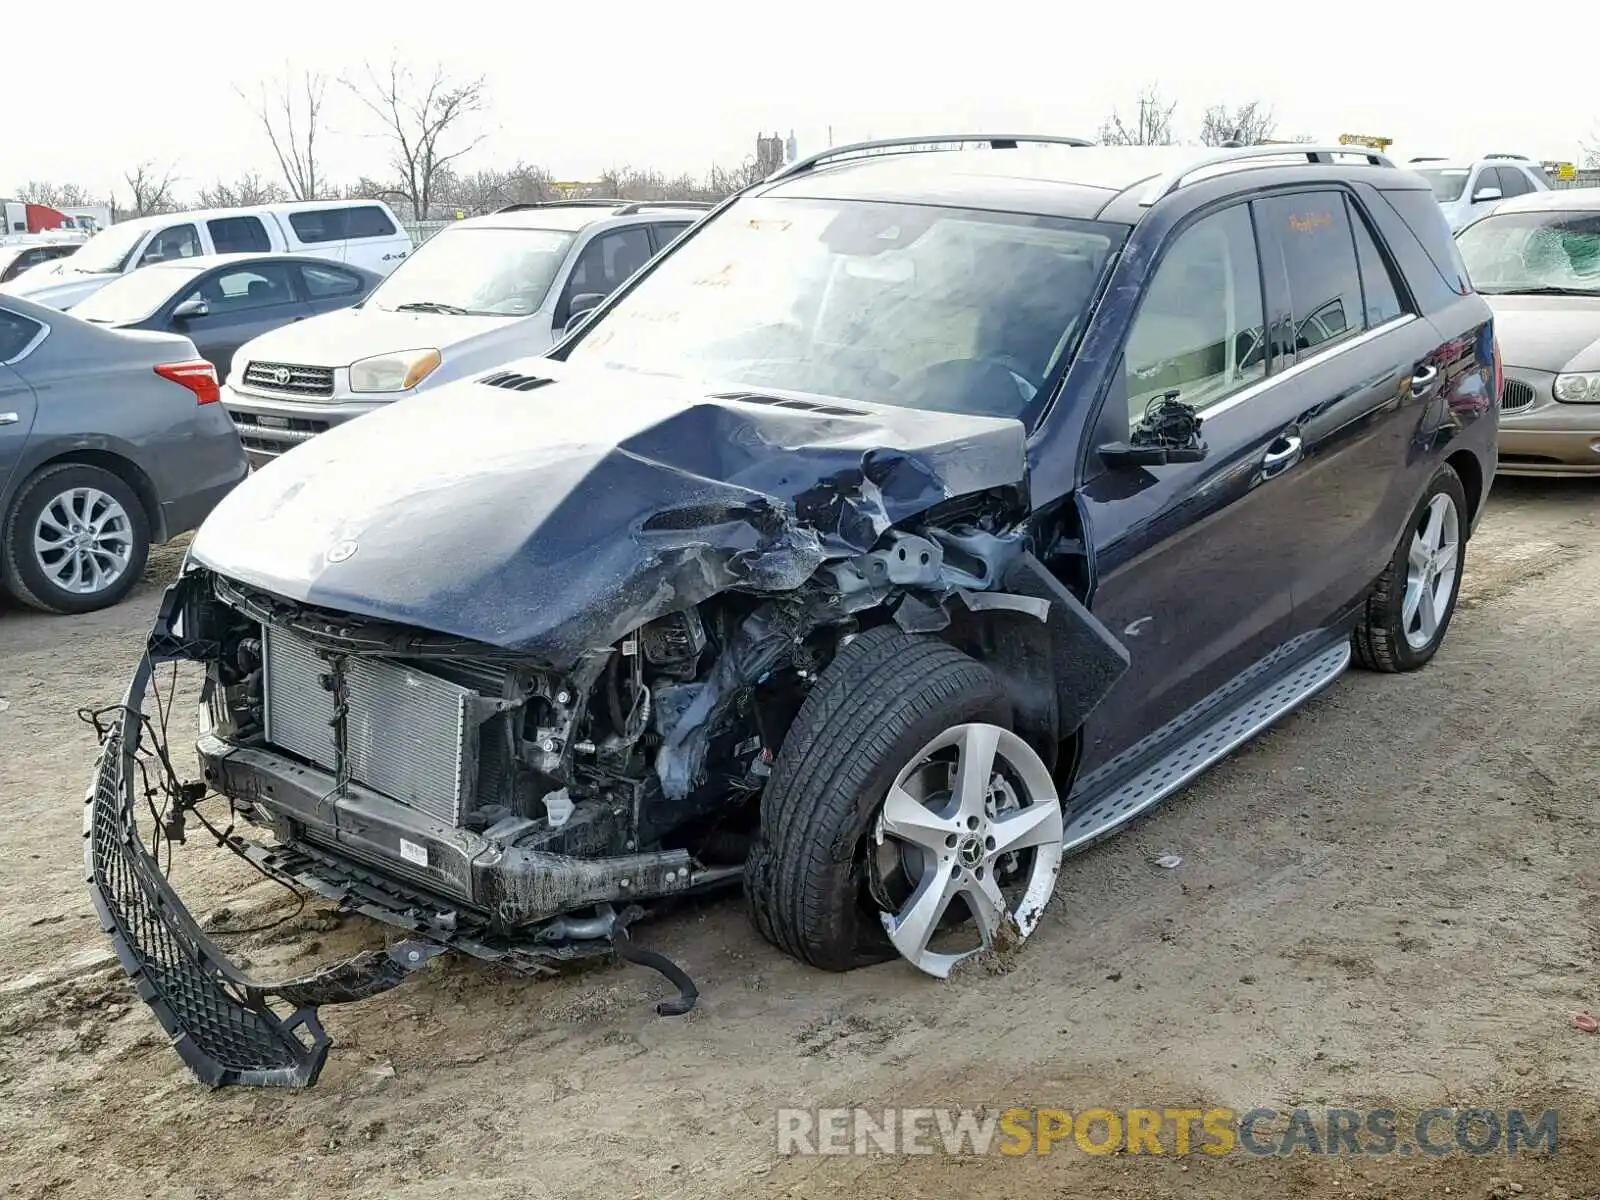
<box><xmin>1061</xmin><ymin>640</ymin><xmax>1352</xmax><ymax>854</ymax></box>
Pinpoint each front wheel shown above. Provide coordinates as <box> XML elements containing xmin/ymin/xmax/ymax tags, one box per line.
<box><xmin>746</xmin><ymin>626</ymin><xmax>1064</xmax><ymax>976</ymax></box>
<box><xmin>1353</xmin><ymin>464</ymin><xmax>1467</xmax><ymax>673</ymax></box>
<box><xmin>2</xmin><ymin>463</ymin><xmax>150</xmax><ymax>614</ymax></box>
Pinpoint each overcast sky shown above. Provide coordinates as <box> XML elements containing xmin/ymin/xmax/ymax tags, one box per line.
<box><xmin>5</xmin><ymin>0</ymin><xmax>1593</xmax><ymax>204</ymax></box>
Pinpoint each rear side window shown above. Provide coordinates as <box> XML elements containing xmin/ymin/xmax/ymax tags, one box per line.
<box><xmin>1344</xmin><ymin>198</ymin><xmax>1406</xmax><ymax>326</ymax></box>
<box><xmin>1256</xmin><ymin>192</ymin><xmax>1363</xmax><ymax>357</ymax></box>
<box><xmin>300</xmin><ymin>263</ymin><xmax>364</xmax><ymax>298</ymax></box>
<box><xmin>652</xmin><ymin>222</ymin><xmax>691</xmax><ymax>251</ymax></box>
<box><xmin>0</xmin><ymin>307</ymin><xmax>44</xmax><ymax>361</ymax></box>
<box><xmin>289</xmin><ymin>205</ymin><xmax>398</xmax><ymax>244</ymax></box>
<box><xmin>1373</xmin><ymin>188</ymin><xmax>1472</xmax><ymax>305</ymax></box>
<box><xmin>208</xmin><ymin>216</ymin><xmax>272</xmax><ymax>253</ymax></box>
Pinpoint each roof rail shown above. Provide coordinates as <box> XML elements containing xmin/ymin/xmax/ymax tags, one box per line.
<box><xmin>493</xmin><ymin>198</ymin><xmax>629</xmax><ymax>213</ymax></box>
<box><xmin>1137</xmin><ymin>144</ymin><xmax>1396</xmax><ymax>206</ymax></box>
<box><xmin>612</xmin><ymin>199</ymin><xmax>716</xmax><ymax>215</ymax></box>
<box><xmin>1483</xmin><ymin>153</ymin><xmax>1529</xmax><ymax>160</ymax></box>
<box><xmin>766</xmin><ymin>134</ymin><xmax>1096</xmax><ymax>182</ymax></box>
<box><xmin>1409</xmin><ymin>156</ymin><xmax>1449</xmax><ymax>163</ymax></box>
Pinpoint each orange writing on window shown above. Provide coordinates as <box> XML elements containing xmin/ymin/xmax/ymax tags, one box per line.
<box><xmin>1288</xmin><ymin>212</ymin><xmax>1333</xmax><ymax>233</ymax></box>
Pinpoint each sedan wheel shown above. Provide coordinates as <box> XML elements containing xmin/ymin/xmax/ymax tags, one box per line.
<box><xmin>3</xmin><ymin>463</ymin><xmax>150</xmax><ymax>614</ymax></box>
<box><xmin>872</xmin><ymin>723</ymin><xmax>1064</xmax><ymax>977</ymax></box>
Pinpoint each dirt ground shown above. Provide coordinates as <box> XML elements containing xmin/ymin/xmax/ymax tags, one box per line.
<box><xmin>1</xmin><ymin>477</ymin><xmax>1598</xmax><ymax>1200</ymax></box>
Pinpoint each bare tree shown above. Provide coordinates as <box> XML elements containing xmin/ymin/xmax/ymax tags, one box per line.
<box><xmin>198</xmin><ymin>171</ymin><xmax>289</xmax><ymax>209</ymax></box>
<box><xmin>15</xmin><ymin>180</ymin><xmax>96</xmax><ymax>208</ymax></box>
<box><xmin>121</xmin><ymin>161</ymin><xmax>180</xmax><ymax>218</ymax></box>
<box><xmin>1099</xmin><ymin>87</ymin><xmax>1178</xmax><ymax>147</ymax></box>
<box><xmin>1583</xmin><ymin>125</ymin><xmax>1600</xmax><ymax>169</ymax></box>
<box><xmin>238</xmin><ymin>68</ymin><xmax>327</xmax><ymax>200</ymax></box>
<box><xmin>1198</xmin><ymin>101</ymin><xmax>1278</xmax><ymax>147</ymax></box>
<box><xmin>343</xmin><ymin>61</ymin><xmax>487</xmax><ymax>220</ymax></box>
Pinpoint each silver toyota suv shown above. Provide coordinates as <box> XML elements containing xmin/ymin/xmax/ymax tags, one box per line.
<box><xmin>221</xmin><ymin>199</ymin><xmax>709</xmax><ymax>465</ymax></box>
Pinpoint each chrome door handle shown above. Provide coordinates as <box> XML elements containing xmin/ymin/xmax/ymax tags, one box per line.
<box><xmin>1411</xmin><ymin>364</ymin><xmax>1440</xmax><ymax>395</ymax></box>
<box><xmin>1261</xmin><ymin>434</ymin><xmax>1303</xmax><ymax>476</ymax></box>
<box><xmin>0</xmin><ymin>412</ymin><xmax>18</xmax><ymax>426</ymax></box>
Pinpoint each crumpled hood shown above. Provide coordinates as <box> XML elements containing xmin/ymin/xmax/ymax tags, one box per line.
<box><xmin>238</xmin><ymin>306</ymin><xmax>519</xmax><ymax>369</ymax></box>
<box><xmin>0</xmin><ymin>265</ymin><xmax>109</xmax><ymax>310</ymax></box>
<box><xmin>190</xmin><ymin>361</ymin><xmax>1027</xmax><ymax>664</ymax></box>
<box><xmin>1486</xmin><ymin>294</ymin><xmax>1600</xmax><ymax>371</ymax></box>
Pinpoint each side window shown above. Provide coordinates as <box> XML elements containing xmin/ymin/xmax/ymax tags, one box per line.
<box><xmin>0</xmin><ymin>307</ymin><xmax>44</xmax><ymax>361</ymax></box>
<box><xmin>1345</xmin><ymin>198</ymin><xmax>1406</xmax><ymax>326</ymax></box>
<box><xmin>139</xmin><ymin>224</ymin><xmax>200</xmax><ymax>265</ymax></box>
<box><xmin>651</xmin><ymin>222</ymin><xmax>691</xmax><ymax>252</ymax></box>
<box><xmin>208</xmin><ymin>216</ymin><xmax>272</xmax><ymax>253</ymax></box>
<box><xmin>1372</xmin><ymin>188</ymin><xmax>1471</xmax><ymax>303</ymax></box>
<box><xmin>300</xmin><ymin>264</ymin><xmax>364</xmax><ymax>298</ymax></box>
<box><xmin>1495</xmin><ymin>167</ymin><xmax>1532</xmax><ymax>199</ymax></box>
<box><xmin>184</xmin><ymin>264</ymin><xmax>297</xmax><ymax>313</ymax></box>
<box><xmin>1123</xmin><ymin>203</ymin><xmax>1266</xmax><ymax>428</ymax></box>
<box><xmin>344</xmin><ymin>206</ymin><xmax>397</xmax><ymax>238</ymax></box>
<box><xmin>1257</xmin><ymin>193</ymin><xmax>1363</xmax><ymax>358</ymax></box>
<box><xmin>562</xmin><ymin>227</ymin><xmax>655</xmax><ymax>311</ymax></box>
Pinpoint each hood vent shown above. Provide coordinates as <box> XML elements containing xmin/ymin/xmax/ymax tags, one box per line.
<box><xmin>712</xmin><ymin>391</ymin><xmax>866</xmax><ymax>418</ymax></box>
<box><xmin>480</xmin><ymin>370</ymin><xmax>555</xmax><ymax>392</ymax></box>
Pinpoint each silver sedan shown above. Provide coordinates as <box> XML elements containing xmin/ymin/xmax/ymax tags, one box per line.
<box><xmin>0</xmin><ymin>292</ymin><xmax>248</xmax><ymax>613</ymax></box>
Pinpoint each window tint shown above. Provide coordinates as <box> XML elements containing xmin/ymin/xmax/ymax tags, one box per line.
<box><xmin>1495</xmin><ymin>167</ymin><xmax>1533</xmax><ymax>199</ymax></box>
<box><xmin>1256</xmin><ymin>193</ymin><xmax>1363</xmax><ymax>358</ymax></box>
<box><xmin>1345</xmin><ymin>198</ymin><xmax>1406</xmax><ymax>326</ymax></box>
<box><xmin>300</xmin><ymin>263</ymin><xmax>364</xmax><ymax>298</ymax></box>
<box><xmin>563</xmin><ymin>227</ymin><xmax>655</xmax><ymax>311</ymax></box>
<box><xmin>1374</xmin><ymin>189</ymin><xmax>1472</xmax><ymax>302</ymax></box>
<box><xmin>652</xmin><ymin>222</ymin><xmax>691</xmax><ymax>251</ymax></box>
<box><xmin>0</xmin><ymin>308</ymin><xmax>44</xmax><ymax>360</ymax></box>
<box><xmin>183</xmin><ymin>264</ymin><xmax>297</xmax><ymax>312</ymax></box>
<box><xmin>208</xmin><ymin>215</ymin><xmax>272</xmax><ymax>253</ymax></box>
<box><xmin>289</xmin><ymin>205</ymin><xmax>397</xmax><ymax>243</ymax></box>
<box><xmin>139</xmin><ymin>224</ymin><xmax>201</xmax><ymax>265</ymax></box>
<box><xmin>1123</xmin><ymin>203</ymin><xmax>1266</xmax><ymax>427</ymax></box>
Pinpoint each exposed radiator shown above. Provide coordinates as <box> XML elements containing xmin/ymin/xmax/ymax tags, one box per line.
<box><xmin>261</xmin><ymin>624</ymin><xmax>490</xmax><ymax>826</ymax></box>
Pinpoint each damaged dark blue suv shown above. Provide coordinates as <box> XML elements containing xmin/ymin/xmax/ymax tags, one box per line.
<box><xmin>86</xmin><ymin>138</ymin><xmax>1499</xmax><ymax>1088</ymax></box>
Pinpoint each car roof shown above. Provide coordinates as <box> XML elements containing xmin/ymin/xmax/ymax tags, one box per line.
<box><xmin>453</xmin><ymin>202</ymin><xmax>710</xmax><ymax>234</ymax></box>
<box><xmin>757</xmin><ymin>143</ymin><xmax>1419</xmax><ymax>224</ymax></box>
<box><xmin>1408</xmin><ymin>157</ymin><xmax>1540</xmax><ymax>171</ymax></box>
<box><xmin>1484</xmin><ymin>186</ymin><xmax>1600</xmax><ymax>214</ymax></box>
<box><xmin>139</xmin><ymin>252</ymin><xmax>354</xmax><ymax>272</ymax></box>
<box><xmin>104</xmin><ymin>199</ymin><xmax>396</xmax><ymax>233</ymax></box>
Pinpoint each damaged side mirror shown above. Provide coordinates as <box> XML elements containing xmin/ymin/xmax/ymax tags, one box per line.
<box><xmin>1100</xmin><ymin>390</ymin><xmax>1207</xmax><ymax>468</ymax></box>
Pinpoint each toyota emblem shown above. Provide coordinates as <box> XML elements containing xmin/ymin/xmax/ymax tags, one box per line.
<box><xmin>326</xmin><ymin>539</ymin><xmax>358</xmax><ymax>563</ymax></box>
<box><xmin>267</xmin><ymin>366</ymin><xmax>292</xmax><ymax>387</ymax></box>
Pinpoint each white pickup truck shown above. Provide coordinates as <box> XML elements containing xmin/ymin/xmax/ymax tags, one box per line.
<box><xmin>0</xmin><ymin>199</ymin><xmax>413</xmax><ymax>310</ymax></box>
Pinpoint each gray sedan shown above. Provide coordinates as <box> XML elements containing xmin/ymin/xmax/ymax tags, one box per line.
<box><xmin>0</xmin><ymin>293</ymin><xmax>248</xmax><ymax>613</ymax></box>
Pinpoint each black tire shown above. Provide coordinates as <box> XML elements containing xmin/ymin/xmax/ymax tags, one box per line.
<box><xmin>2</xmin><ymin>463</ymin><xmax>150</xmax><ymax>615</ymax></box>
<box><xmin>745</xmin><ymin>625</ymin><xmax>1012</xmax><ymax>971</ymax></box>
<box><xmin>1352</xmin><ymin>464</ymin><xmax>1468</xmax><ymax>673</ymax></box>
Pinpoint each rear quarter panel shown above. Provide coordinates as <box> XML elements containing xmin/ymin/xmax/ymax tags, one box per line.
<box><xmin>5</xmin><ymin>322</ymin><xmax>247</xmax><ymax>538</ymax></box>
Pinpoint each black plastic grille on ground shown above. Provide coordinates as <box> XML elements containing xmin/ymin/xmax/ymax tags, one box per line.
<box><xmin>83</xmin><ymin>683</ymin><xmax>329</xmax><ymax>1088</ymax></box>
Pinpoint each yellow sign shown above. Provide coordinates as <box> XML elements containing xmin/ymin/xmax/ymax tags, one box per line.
<box><xmin>1339</xmin><ymin>133</ymin><xmax>1393</xmax><ymax>151</ymax></box>
<box><xmin>1555</xmin><ymin>162</ymin><xmax>1576</xmax><ymax>180</ymax></box>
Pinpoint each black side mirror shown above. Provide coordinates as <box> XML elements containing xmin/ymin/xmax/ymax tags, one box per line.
<box><xmin>1100</xmin><ymin>390</ymin><xmax>1208</xmax><ymax>468</ymax></box>
<box><xmin>562</xmin><ymin>293</ymin><xmax>605</xmax><ymax>338</ymax></box>
<box><xmin>172</xmin><ymin>298</ymin><xmax>208</xmax><ymax>321</ymax></box>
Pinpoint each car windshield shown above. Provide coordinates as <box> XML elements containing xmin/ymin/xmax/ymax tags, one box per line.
<box><xmin>1418</xmin><ymin>169</ymin><xmax>1471</xmax><ymax>202</ymax></box>
<box><xmin>71</xmin><ymin>265</ymin><xmax>195</xmax><ymax>323</ymax></box>
<box><xmin>63</xmin><ymin>223</ymin><xmax>148</xmax><ymax>274</ymax></box>
<box><xmin>366</xmin><ymin>225</ymin><xmax>577</xmax><ymax>317</ymax></box>
<box><xmin>1457</xmin><ymin>210</ymin><xmax>1600</xmax><ymax>295</ymax></box>
<box><xmin>563</xmin><ymin>197</ymin><xmax>1123</xmax><ymax>420</ymax></box>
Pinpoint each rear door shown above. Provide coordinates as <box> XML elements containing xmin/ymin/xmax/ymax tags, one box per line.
<box><xmin>167</xmin><ymin>262</ymin><xmax>309</xmax><ymax>371</ymax></box>
<box><xmin>206</xmin><ymin>215</ymin><xmax>274</xmax><ymax>255</ymax></box>
<box><xmin>296</xmin><ymin>262</ymin><xmax>370</xmax><ymax>317</ymax></box>
<box><xmin>1075</xmin><ymin>200</ymin><xmax>1299</xmax><ymax>775</ymax></box>
<box><xmin>1248</xmin><ymin>188</ymin><xmax>1443</xmax><ymax>630</ymax></box>
<box><xmin>0</xmin><ymin>309</ymin><xmax>44</xmax><ymax>499</ymax></box>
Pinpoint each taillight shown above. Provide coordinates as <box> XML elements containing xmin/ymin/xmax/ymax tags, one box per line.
<box><xmin>155</xmin><ymin>360</ymin><xmax>220</xmax><ymax>405</ymax></box>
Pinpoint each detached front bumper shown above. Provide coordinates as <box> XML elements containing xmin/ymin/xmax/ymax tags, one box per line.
<box><xmin>83</xmin><ymin>652</ymin><xmax>442</xmax><ymax>1089</ymax></box>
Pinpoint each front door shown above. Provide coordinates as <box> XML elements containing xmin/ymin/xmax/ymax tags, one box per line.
<box><xmin>1074</xmin><ymin>200</ymin><xmax>1304</xmax><ymax>777</ymax></box>
<box><xmin>169</xmin><ymin>262</ymin><xmax>309</xmax><ymax>372</ymax></box>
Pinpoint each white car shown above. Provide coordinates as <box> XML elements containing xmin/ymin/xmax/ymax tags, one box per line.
<box><xmin>1409</xmin><ymin>154</ymin><xmax>1551</xmax><ymax>232</ymax></box>
<box><xmin>219</xmin><ymin>198</ymin><xmax>709</xmax><ymax>465</ymax></box>
<box><xmin>0</xmin><ymin>199</ymin><xmax>412</xmax><ymax>311</ymax></box>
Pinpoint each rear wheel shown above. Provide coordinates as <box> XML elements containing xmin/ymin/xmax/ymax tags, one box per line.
<box><xmin>746</xmin><ymin>626</ymin><xmax>1064</xmax><ymax>975</ymax></box>
<box><xmin>1353</xmin><ymin>465</ymin><xmax>1467</xmax><ymax>673</ymax></box>
<box><xmin>2</xmin><ymin>463</ymin><xmax>150</xmax><ymax>614</ymax></box>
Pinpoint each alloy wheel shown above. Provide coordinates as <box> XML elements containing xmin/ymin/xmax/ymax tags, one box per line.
<box><xmin>1402</xmin><ymin>493</ymin><xmax>1461</xmax><ymax>651</ymax></box>
<box><xmin>32</xmin><ymin>486</ymin><xmax>134</xmax><ymax>596</ymax></box>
